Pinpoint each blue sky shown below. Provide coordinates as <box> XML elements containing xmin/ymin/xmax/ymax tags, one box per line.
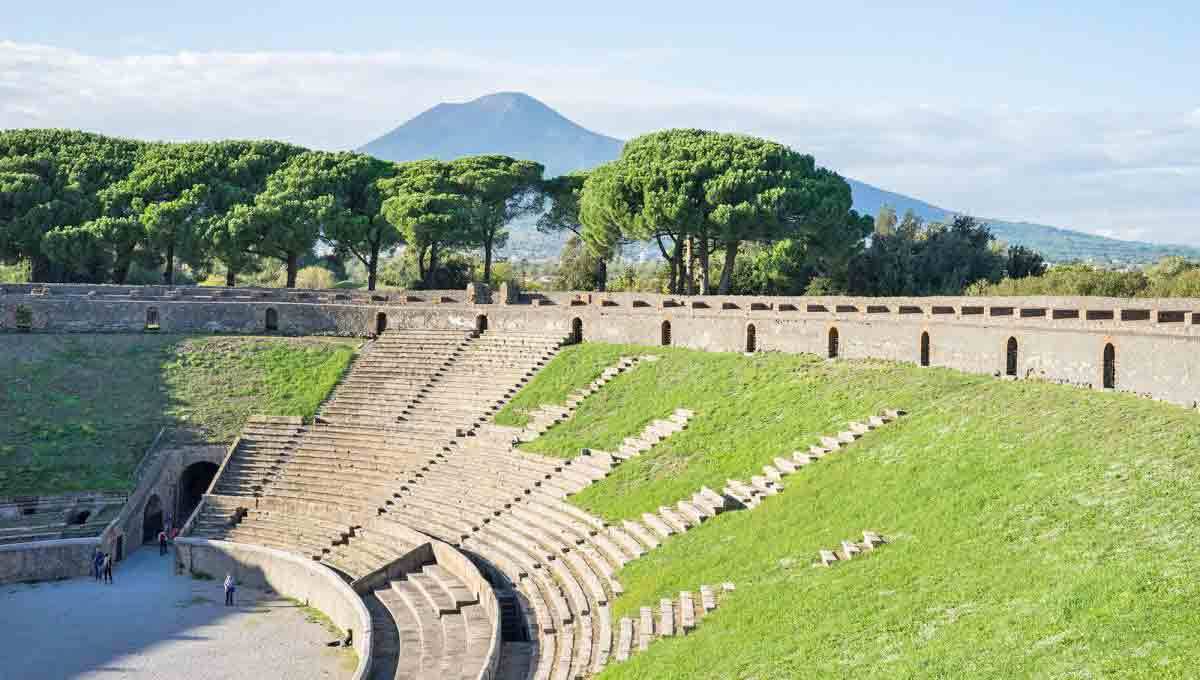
<box><xmin>3</xmin><ymin>1</ymin><xmax>1198</xmax><ymax>244</ymax></box>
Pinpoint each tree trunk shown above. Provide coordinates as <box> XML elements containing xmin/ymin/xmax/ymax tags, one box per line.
<box><xmin>367</xmin><ymin>241</ymin><xmax>381</xmax><ymax>291</ymax></box>
<box><xmin>482</xmin><ymin>232</ymin><xmax>494</xmax><ymax>283</ymax></box>
<box><xmin>285</xmin><ymin>252</ymin><xmax>298</xmax><ymax>288</ymax></box>
<box><xmin>698</xmin><ymin>232</ymin><xmax>711</xmax><ymax>295</ymax></box>
<box><xmin>684</xmin><ymin>236</ymin><xmax>695</xmax><ymax>295</ymax></box>
<box><xmin>425</xmin><ymin>243</ymin><xmax>440</xmax><ymax>289</ymax></box>
<box><xmin>671</xmin><ymin>240</ymin><xmax>683</xmax><ymax>294</ymax></box>
<box><xmin>163</xmin><ymin>241</ymin><xmax>175</xmax><ymax>285</ymax></box>
<box><xmin>417</xmin><ymin>247</ymin><xmax>428</xmax><ymax>285</ymax></box>
<box><xmin>30</xmin><ymin>253</ymin><xmax>51</xmax><ymax>283</ymax></box>
<box><xmin>113</xmin><ymin>257</ymin><xmax>132</xmax><ymax>285</ymax></box>
<box><xmin>595</xmin><ymin>258</ymin><xmax>608</xmax><ymax>291</ymax></box>
<box><xmin>718</xmin><ymin>240</ymin><xmax>739</xmax><ymax>294</ymax></box>
<box><xmin>225</xmin><ymin>269</ymin><xmax>236</xmax><ymax>287</ymax></box>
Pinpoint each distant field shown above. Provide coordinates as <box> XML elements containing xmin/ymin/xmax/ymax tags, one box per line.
<box><xmin>501</xmin><ymin>344</ymin><xmax>1200</xmax><ymax>678</ymax></box>
<box><xmin>0</xmin><ymin>334</ymin><xmax>357</xmax><ymax>497</ymax></box>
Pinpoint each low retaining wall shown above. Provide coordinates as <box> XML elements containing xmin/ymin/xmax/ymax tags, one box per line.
<box><xmin>174</xmin><ymin>538</ymin><xmax>372</xmax><ymax>680</ymax></box>
<box><xmin>0</xmin><ymin>537</ymin><xmax>100</xmax><ymax>583</ymax></box>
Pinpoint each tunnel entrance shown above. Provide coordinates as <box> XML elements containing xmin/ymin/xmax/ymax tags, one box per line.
<box><xmin>178</xmin><ymin>461</ymin><xmax>219</xmax><ymax>527</ymax></box>
<box><xmin>142</xmin><ymin>494</ymin><xmax>163</xmax><ymax>544</ymax></box>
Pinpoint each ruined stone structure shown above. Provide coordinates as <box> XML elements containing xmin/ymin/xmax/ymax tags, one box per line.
<box><xmin>3</xmin><ymin>282</ymin><xmax>1200</xmax><ymax>677</ymax></box>
<box><xmin>3</xmin><ymin>283</ymin><xmax>1200</xmax><ymax>406</ymax></box>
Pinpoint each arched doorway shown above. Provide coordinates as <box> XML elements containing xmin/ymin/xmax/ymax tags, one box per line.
<box><xmin>571</xmin><ymin>317</ymin><xmax>583</xmax><ymax>344</ymax></box>
<box><xmin>142</xmin><ymin>494</ymin><xmax>163</xmax><ymax>543</ymax></box>
<box><xmin>828</xmin><ymin>327</ymin><xmax>839</xmax><ymax>359</ymax></box>
<box><xmin>115</xmin><ymin>535</ymin><xmax>124</xmax><ymax>562</ymax></box>
<box><xmin>1103</xmin><ymin>343</ymin><xmax>1116</xmax><ymax>389</ymax></box>
<box><xmin>375</xmin><ymin>312</ymin><xmax>388</xmax><ymax>335</ymax></box>
<box><xmin>475</xmin><ymin>314</ymin><xmax>488</xmax><ymax>334</ymax></box>
<box><xmin>145</xmin><ymin>307</ymin><xmax>159</xmax><ymax>330</ymax></box>
<box><xmin>265</xmin><ymin>308</ymin><xmax>278</xmax><ymax>332</ymax></box>
<box><xmin>178</xmin><ymin>461</ymin><xmax>219</xmax><ymax>527</ymax></box>
<box><xmin>1006</xmin><ymin>337</ymin><xmax>1018</xmax><ymax>377</ymax></box>
<box><xmin>661</xmin><ymin>320</ymin><xmax>672</xmax><ymax>346</ymax></box>
<box><xmin>920</xmin><ymin>332</ymin><xmax>930</xmax><ymax>367</ymax></box>
<box><xmin>746</xmin><ymin>324</ymin><xmax>757</xmax><ymax>353</ymax></box>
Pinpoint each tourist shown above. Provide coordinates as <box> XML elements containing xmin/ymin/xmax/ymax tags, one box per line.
<box><xmin>158</xmin><ymin>529</ymin><xmax>168</xmax><ymax>556</ymax></box>
<box><xmin>101</xmin><ymin>552</ymin><xmax>113</xmax><ymax>584</ymax></box>
<box><xmin>223</xmin><ymin>573</ymin><xmax>235</xmax><ymax>606</ymax></box>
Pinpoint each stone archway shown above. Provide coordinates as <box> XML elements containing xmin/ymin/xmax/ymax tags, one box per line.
<box><xmin>142</xmin><ymin>494</ymin><xmax>163</xmax><ymax>544</ymax></box>
<box><xmin>746</xmin><ymin>324</ymin><xmax>757</xmax><ymax>353</ymax></box>
<box><xmin>828</xmin><ymin>327</ymin><xmax>839</xmax><ymax>359</ymax></box>
<box><xmin>375</xmin><ymin>312</ymin><xmax>388</xmax><ymax>335</ymax></box>
<box><xmin>1103</xmin><ymin>343</ymin><xmax>1116</xmax><ymax>389</ymax></box>
<box><xmin>475</xmin><ymin>314</ymin><xmax>489</xmax><ymax>334</ymax></box>
<box><xmin>178</xmin><ymin>461</ymin><xmax>219</xmax><ymax>527</ymax></box>
<box><xmin>265</xmin><ymin>308</ymin><xmax>278</xmax><ymax>332</ymax></box>
<box><xmin>571</xmin><ymin>317</ymin><xmax>583</xmax><ymax>344</ymax></box>
<box><xmin>920</xmin><ymin>331</ymin><xmax>930</xmax><ymax>367</ymax></box>
<box><xmin>661</xmin><ymin>320</ymin><xmax>672</xmax><ymax>346</ymax></box>
<box><xmin>1006</xmin><ymin>337</ymin><xmax>1018</xmax><ymax>377</ymax></box>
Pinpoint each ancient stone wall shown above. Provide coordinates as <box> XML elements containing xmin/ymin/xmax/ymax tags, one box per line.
<box><xmin>4</xmin><ymin>284</ymin><xmax>1199</xmax><ymax>406</ymax></box>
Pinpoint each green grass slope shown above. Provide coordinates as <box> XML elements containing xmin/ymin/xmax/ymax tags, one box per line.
<box><xmin>0</xmin><ymin>334</ymin><xmax>357</xmax><ymax>497</ymax></box>
<box><xmin>498</xmin><ymin>344</ymin><xmax>1200</xmax><ymax>678</ymax></box>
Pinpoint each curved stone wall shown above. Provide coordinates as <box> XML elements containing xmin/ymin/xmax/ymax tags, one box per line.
<box><xmin>4</xmin><ymin>284</ymin><xmax>1200</xmax><ymax>407</ymax></box>
<box><xmin>173</xmin><ymin>538</ymin><xmax>373</xmax><ymax>680</ymax></box>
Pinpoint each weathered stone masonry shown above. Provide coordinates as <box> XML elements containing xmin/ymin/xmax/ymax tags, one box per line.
<box><xmin>4</xmin><ymin>283</ymin><xmax>1200</xmax><ymax>407</ymax></box>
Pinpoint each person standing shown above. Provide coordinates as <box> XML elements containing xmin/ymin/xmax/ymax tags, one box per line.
<box><xmin>102</xmin><ymin>552</ymin><xmax>113</xmax><ymax>584</ymax></box>
<box><xmin>92</xmin><ymin>549</ymin><xmax>103</xmax><ymax>581</ymax></box>
<box><xmin>223</xmin><ymin>573</ymin><xmax>236</xmax><ymax>607</ymax></box>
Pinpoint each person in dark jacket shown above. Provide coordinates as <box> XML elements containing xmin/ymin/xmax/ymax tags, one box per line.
<box><xmin>101</xmin><ymin>553</ymin><xmax>113</xmax><ymax>584</ymax></box>
<box><xmin>158</xmin><ymin>530</ymin><xmax>168</xmax><ymax>556</ymax></box>
<box><xmin>223</xmin><ymin>573</ymin><xmax>236</xmax><ymax>606</ymax></box>
<box><xmin>92</xmin><ymin>549</ymin><xmax>103</xmax><ymax>581</ymax></box>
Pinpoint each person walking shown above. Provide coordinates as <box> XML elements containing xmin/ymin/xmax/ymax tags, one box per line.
<box><xmin>92</xmin><ymin>549</ymin><xmax>103</xmax><ymax>582</ymax></box>
<box><xmin>223</xmin><ymin>573</ymin><xmax>236</xmax><ymax>607</ymax></box>
<box><xmin>158</xmin><ymin>529</ymin><xmax>168</xmax><ymax>556</ymax></box>
<box><xmin>101</xmin><ymin>552</ymin><xmax>113</xmax><ymax>584</ymax></box>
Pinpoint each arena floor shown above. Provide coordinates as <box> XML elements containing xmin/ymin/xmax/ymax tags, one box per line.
<box><xmin>0</xmin><ymin>547</ymin><xmax>354</xmax><ymax>680</ymax></box>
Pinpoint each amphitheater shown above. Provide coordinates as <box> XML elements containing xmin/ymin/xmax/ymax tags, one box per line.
<box><xmin>3</xmin><ymin>281</ymin><xmax>1200</xmax><ymax>679</ymax></box>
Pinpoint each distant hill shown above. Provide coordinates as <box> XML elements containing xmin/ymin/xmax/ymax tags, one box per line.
<box><xmin>360</xmin><ymin>92</ymin><xmax>1198</xmax><ymax>264</ymax></box>
<box><xmin>847</xmin><ymin>180</ymin><xmax>1200</xmax><ymax>264</ymax></box>
<box><xmin>359</xmin><ymin>92</ymin><xmax>623</xmax><ymax>177</ymax></box>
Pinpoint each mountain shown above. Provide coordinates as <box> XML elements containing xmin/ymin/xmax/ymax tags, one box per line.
<box><xmin>360</xmin><ymin>92</ymin><xmax>1199</xmax><ymax>264</ymax></box>
<box><xmin>847</xmin><ymin>180</ymin><xmax>1200</xmax><ymax>264</ymax></box>
<box><xmin>359</xmin><ymin>92</ymin><xmax>622</xmax><ymax>177</ymax></box>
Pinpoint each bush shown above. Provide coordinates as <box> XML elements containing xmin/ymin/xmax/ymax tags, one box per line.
<box><xmin>286</xmin><ymin>266</ymin><xmax>336</xmax><ymax>289</ymax></box>
<box><xmin>14</xmin><ymin>304</ymin><xmax>32</xmax><ymax>330</ymax></box>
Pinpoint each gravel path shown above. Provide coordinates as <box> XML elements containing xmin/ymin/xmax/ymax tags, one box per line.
<box><xmin>0</xmin><ymin>547</ymin><xmax>355</xmax><ymax>680</ymax></box>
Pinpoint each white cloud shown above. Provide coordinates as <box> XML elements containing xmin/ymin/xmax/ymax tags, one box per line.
<box><xmin>1</xmin><ymin>41</ymin><xmax>1197</xmax><ymax>245</ymax></box>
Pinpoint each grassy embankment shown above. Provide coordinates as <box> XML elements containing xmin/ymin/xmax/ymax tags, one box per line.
<box><xmin>0</xmin><ymin>334</ymin><xmax>357</xmax><ymax>497</ymax></box>
<box><xmin>495</xmin><ymin>343</ymin><xmax>1200</xmax><ymax>679</ymax></box>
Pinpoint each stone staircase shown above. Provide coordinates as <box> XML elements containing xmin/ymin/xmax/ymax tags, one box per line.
<box><xmin>366</xmin><ymin>562</ymin><xmax>493</xmax><ymax>680</ymax></box>
<box><xmin>613</xmin><ymin>584</ymin><xmax>735</xmax><ymax>665</ymax></box>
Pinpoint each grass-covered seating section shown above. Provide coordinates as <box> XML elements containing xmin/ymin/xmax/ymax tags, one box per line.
<box><xmin>0</xmin><ymin>334</ymin><xmax>357</xmax><ymax>497</ymax></box>
<box><xmin>497</xmin><ymin>344</ymin><xmax>1200</xmax><ymax>678</ymax></box>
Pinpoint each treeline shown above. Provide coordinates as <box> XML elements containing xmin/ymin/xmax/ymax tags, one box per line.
<box><xmin>0</xmin><ymin>129</ymin><xmax>541</xmax><ymax>290</ymax></box>
<box><xmin>2</xmin><ymin>127</ymin><xmax>1049</xmax><ymax>296</ymax></box>
<box><xmin>967</xmin><ymin>257</ymin><xmax>1200</xmax><ymax>298</ymax></box>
